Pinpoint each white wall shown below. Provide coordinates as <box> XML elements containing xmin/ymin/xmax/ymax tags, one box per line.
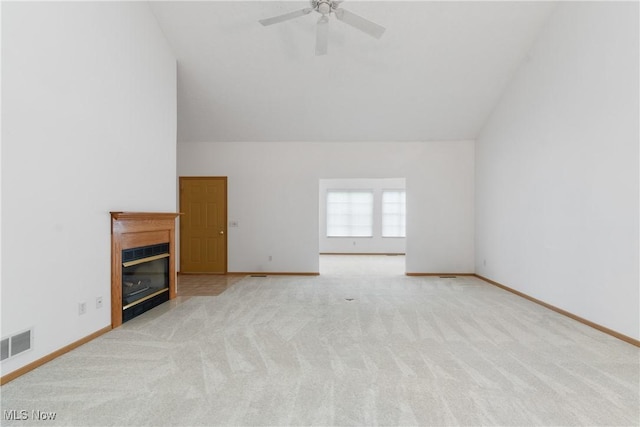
<box><xmin>319</xmin><ymin>178</ymin><xmax>406</xmax><ymax>254</ymax></box>
<box><xmin>1</xmin><ymin>2</ymin><xmax>177</xmax><ymax>375</ymax></box>
<box><xmin>178</xmin><ymin>141</ymin><xmax>474</xmax><ymax>274</ymax></box>
<box><xmin>475</xmin><ymin>2</ymin><xmax>639</xmax><ymax>339</ymax></box>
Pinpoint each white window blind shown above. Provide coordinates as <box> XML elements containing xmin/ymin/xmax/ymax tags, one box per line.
<box><xmin>382</xmin><ymin>190</ymin><xmax>406</xmax><ymax>237</ymax></box>
<box><xmin>326</xmin><ymin>191</ymin><xmax>374</xmax><ymax>237</ymax></box>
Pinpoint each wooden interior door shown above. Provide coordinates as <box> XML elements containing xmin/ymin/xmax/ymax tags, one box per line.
<box><xmin>179</xmin><ymin>177</ymin><xmax>227</xmax><ymax>273</ymax></box>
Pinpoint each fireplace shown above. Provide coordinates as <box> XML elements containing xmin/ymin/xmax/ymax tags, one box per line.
<box><xmin>121</xmin><ymin>242</ymin><xmax>170</xmax><ymax>322</ymax></box>
<box><xmin>110</xmin><ymin>212</ymin><xmax>180</xmax><ymax>328</ymax></box>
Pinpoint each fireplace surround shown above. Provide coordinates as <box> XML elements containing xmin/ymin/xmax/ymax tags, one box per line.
<box><xmin>110</xmin><ymin>212</ymin><xmax>180</xmax><ymax>328</ymax></box>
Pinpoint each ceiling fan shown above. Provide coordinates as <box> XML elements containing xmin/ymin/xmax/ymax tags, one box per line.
<box><xmin>259</xmin><ymin>0</ymin><xmax>385</xmax><ymax>55</ymax></box>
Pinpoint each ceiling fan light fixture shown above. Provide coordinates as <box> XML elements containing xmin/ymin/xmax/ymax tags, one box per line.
<box><xmin>317</xmin><ymin>1</ymin><xmax>332</xmax><ymax>15</ymax></box>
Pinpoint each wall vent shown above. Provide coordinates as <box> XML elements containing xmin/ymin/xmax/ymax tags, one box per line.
<box><xmin>0</xmin><ymin>329</ymin><xmax>32</xmax><ymax>361</ymax></box>
<box><xmin>1</xmin><ymin>338</ymin><xmax>9</xmax><ymax>361</ymax></box>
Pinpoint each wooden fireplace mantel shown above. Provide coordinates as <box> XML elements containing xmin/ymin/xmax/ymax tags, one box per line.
<box><xmin>110</xmin><ymin>212</ymin><xmax>181</xmax><ymax>328</ymax></box>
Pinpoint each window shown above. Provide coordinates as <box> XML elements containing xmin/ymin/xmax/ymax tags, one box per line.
<box><xmin>382</xmin><ymin>190</ymin><xmax>406</xmax><ymax>237</ymax></box>
<box><xmin>326</xmin><ymin>190</ymin><xmax>373</xmax><ymax>237</ymax></box>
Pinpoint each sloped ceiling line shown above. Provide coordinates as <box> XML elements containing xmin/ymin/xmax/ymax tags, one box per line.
<box><xmin>150</xmin><ymin>1</ymin><xmax>557</xmax><ymax>142</ymax></box>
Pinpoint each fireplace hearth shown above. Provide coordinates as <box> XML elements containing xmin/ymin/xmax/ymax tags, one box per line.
<box><xmin>110</xmin><ymin>212</ymin><xmax>180</xmax><ymax>328</ymax></box>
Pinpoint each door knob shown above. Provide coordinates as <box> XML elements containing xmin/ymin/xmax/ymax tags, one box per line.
<box><xmin>219</xmin><ymin>230</ymin><xmax>224</xmax><ymax>235</ymax></box>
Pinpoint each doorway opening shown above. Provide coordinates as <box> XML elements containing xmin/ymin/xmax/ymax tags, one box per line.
<box><xmin>318</xmin><ymin>177</ymin><xmax>406</xmax><ymax>275</ymax></box>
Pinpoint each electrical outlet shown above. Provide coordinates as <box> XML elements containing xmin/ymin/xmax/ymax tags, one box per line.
<box><xmin>78</xmin><ymin>302</ymin><xmax>86</xmax><ymax>315</ymax></box>
<box><xmin>268</xmin><ymin>255</ymin><xmax>272</xmax><ymax>261</ymax></box>
<box><xmin>96</xmin><ymin>296</ymin><xmax>103</xmax><ymax>309</ymax></box>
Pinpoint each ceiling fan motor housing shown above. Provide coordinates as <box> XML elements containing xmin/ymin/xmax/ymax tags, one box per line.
<box><xmin>314</xmin><ymin>0</ymin><xmax>337</xmax><ymax>15</ymax></box>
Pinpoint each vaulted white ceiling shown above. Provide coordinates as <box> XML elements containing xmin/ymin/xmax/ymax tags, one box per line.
<box><xmin>150</xmin><ymin>1</ymin><xmax>557</xmax><ymax>142</ymax></box>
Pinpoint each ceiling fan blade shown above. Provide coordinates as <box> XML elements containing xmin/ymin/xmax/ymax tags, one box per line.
<box><xmin>259</xmin><ymin>8</ymin><xmax>314</xmax><ymax>26</ymax></box>
<box><xmin>315</xmin><ymin>15</ymin><xmax>329</xmax><ymax>56</ymax></box>
<box><xmin>334</xmin><ymin>8</ymin><xmax>385</xmax><ymax>39</ymax></box>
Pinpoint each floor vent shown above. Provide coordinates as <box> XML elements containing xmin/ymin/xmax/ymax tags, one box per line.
<box><xmin>440</xmin><ymin>276</ymin><xmax>457</xmax><ymax>279</ymax></box>
<box><xmin>0</xmin><ymin>329</ymin><xmax>32</xmax><ymax>361</ymax></box>
<box><xmin>250</xmin><ymin>275</ymin><xmax>267</xmax><ymax>278</ymax></box>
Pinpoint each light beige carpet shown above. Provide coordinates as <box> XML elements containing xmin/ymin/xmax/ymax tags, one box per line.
<box><xmin>1</xmin><ymin>273</ymin><xmax>638</xmax><ymax>426</ymax></box>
